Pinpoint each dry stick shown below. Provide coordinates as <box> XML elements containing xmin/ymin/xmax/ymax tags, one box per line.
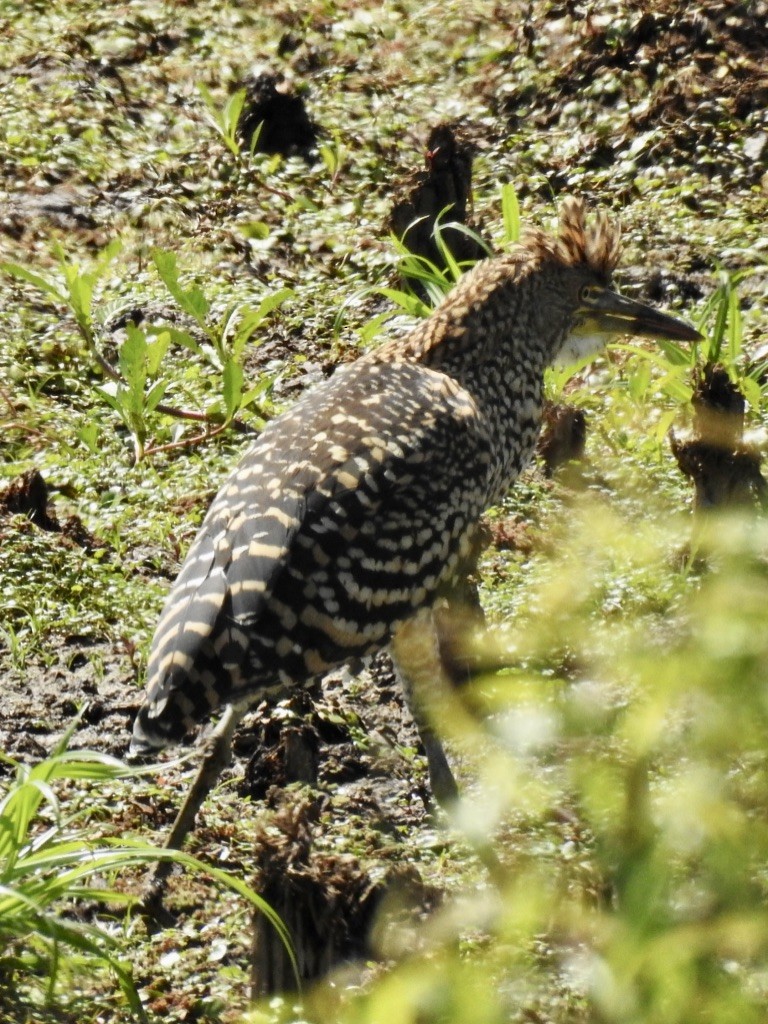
<box><xmin>90</xmin><ymin>339</ymin><xmax>230</xmax><ymax>425</ymax></box>
<box><xmin>154</xmin><ymin>403</ymin><xmax>212</xmax><ymax>422</ymax></box>
<box><xmin>143</xmin><ymin>420</ymin><xmax>231</xmax><ymax>458</ymax></box>
<box><xmin>0</xmin><ymin>383</ymin><xmax>18</xmax><ymax>415</ymax></box>
<box><xmin>259</xmin><ymin>180</ymin><xmax>295</xmax><ymax>203</ymax></box>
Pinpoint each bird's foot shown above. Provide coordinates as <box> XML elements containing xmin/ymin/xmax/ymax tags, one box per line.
<box><xmin>137</xmin><ymin>862</ymin><xmax>177</xmax><ymax>932</ymax></box>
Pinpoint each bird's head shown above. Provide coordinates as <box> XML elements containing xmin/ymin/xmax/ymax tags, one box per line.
<box><xmin>523</xmin><ymin>197</ymin><xmax>702</xmax><ymax>366</ymax></box>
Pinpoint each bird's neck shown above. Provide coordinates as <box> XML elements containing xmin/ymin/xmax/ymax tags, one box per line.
<box><xmin>457</xmin><ymin>342</ymin><xmax>548</xmax><ymax>502</ymax></box>
<box><xmin>376</xmin><ymin>314</ymin><xmax>552</xmax><ymax>502</ymax></box>
<box><xmin>371</xmin><ymin>262</ymin><xmax>566</xmax><ymax>498</ymax></box>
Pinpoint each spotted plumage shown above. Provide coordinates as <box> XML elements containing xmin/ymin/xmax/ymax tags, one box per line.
<box><xmin>131</xmin><ymin>197</ymin><xmax>699</xmax><ymax>819</ymax></box>
<box><xmin>137</xmin><ymin>360</ymin><xmax>489</xmax><ymax>747</ymax></box>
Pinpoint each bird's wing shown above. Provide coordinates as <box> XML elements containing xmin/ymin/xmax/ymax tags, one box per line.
<box><xmin>139</xmin><ymin>360</ymin><xmax>492</xmax><ymax>739</ymax></box>
<box><xmin>144</xmin><ymin>442</ymin><xmax>317</xmax><ymax>696</ymax></box>
<box><xmin>248</xmin><ymin>359</ymin><xmax>494</xmax><ymax>668</ymax></box>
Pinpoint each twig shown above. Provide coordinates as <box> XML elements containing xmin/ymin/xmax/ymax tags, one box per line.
<box><xmin>154</xmin><ymin>403</ymin><xmax>213</xmax><ymax>422</ymax></box>
<box><xmin>143</xmin><ymin>420</ymin><xmax>231</xmax><ymax>458</ymax></box>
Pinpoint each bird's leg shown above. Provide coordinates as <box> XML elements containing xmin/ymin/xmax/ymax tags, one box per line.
<box><xmin>142</xmin><ymin>704</ymin><xmax>242</xmax><ymax>917</ymax></box>
<box><xmin>390</xmin><ymin>610</ymin><xmax>460</xmax><ymax>807</ymax></box>
<box><xmin>434</xmin><ymin>575</ymin><xmax>487</xmax><ymax>688</ymax></box>
<box><xmin>393</xmin><ymin>602</ymin><xmax>511</xmax><ymax>885</ymax></box>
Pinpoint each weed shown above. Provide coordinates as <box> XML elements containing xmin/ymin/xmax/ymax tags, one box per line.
<box><xmin>618</xmin><ymin>267</ymin><xmax>764</xmax><ymax>420</ymax></box>
<box><xmin>1</xmin><ymin>240</ymin><xmax>123</xmax><ymax>381</ymax></box>
<box><xmin>2</xmin><ymin>246</ymin><xmax>293</xmax><ymax>461</ymax></box>
<box><xmin>500</xmin><ymin>181</ymin><xmax>521</xmax><ymax>247</ymax></box>
<box><xmin>319</xmin><ymin>130</ymin><xmax>347</xmax><ymax>188</ymax></box>
<box><xmin>0</xmin><ymin>718</ymin><xmax>293</xmax><ymax>1019</ymax></box>
<box><xmin>199</xmin><ymin>85</ymin><xmax>252</xmax><ymax>160</ymax></box>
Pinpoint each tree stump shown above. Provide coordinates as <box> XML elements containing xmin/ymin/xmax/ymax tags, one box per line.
<box><xmin>671</xmin><ymin>363</ymin><xmax>767</xmax><ymax>511</ymax></box>
<box><xmin>250</xmin><ymin>797</ymin><xmax>440</xmax><ymax>996</ymax></box>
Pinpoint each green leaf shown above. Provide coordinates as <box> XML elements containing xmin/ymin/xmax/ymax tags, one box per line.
<box><xmin>148</xmin><ymin>324</ymin><xmax>204</xmax><ymax>356</ymax></box>
<box><xmin>92</xmin><ymin>237</ymin><xmax>123</xmax><ymax>276</ymax></box>
<box><xmin>247</xmin><ymin>119</ymin><xmax>264</xmax><ymax>157</ymax></box>
<box><xmin>654</xmin><ymin>405</ymin><xmax>680</xmax><ymax>444</ymax></box>
<box><xmin>501</xmin><ymin>181</ymin><xmax>521</xmax><ymax>245</ymax></box>
<box><xmin>152</xmin><ymin>249</ymin><xmax>210</xmax><ymax>326</ymax></box>
<box><xmin>145</xmin><ymin>378</ymin><xmax>169</xmax><ymax>413</ymax></box>
<box><xmin>239</xmin><ymin>220</ymin><xmax>271</xmax><ymax>240</ymax></box>
<box><xmin>222</xmin><ymin>358</ymin><xmax>244</xmax><ymax>421</ymax></box>
<box><xmin>77</xmin><ymin>422</ymin><xmax>99</xmax><ymax>453</ymax></box>
<box><xmin>656</xmin><ymin>339</ymin><xmax>693</xmax><ymax>367</ymax></box>
<box><xmin>118</xmin><ymin>325</ymin><xmax>149</xmax><ymax>396</ymax></box>
<box><xmin>705</xmin><ymin>272</ymin><xmax>730</xmax><ymax>364</ymax></box>
<box><xmin>432</xmin><ymin>213</ymin><xmax>463</xmax><ymax>283</ymax></box>
<box><xmin>145</xmin><ymin>330</ymin><xmax>171</xmax><ymax>377</ymax></box>
<box><xmin>660</xmin><ymin>374</ymin><xmax>693</xmax><ymax>404</ymax></box>
<box><xmin>740</xmin><ymin>375</ymin><xmax>761</xmax><ymax>411</ymax></box>
<box><xmin>198</xmin><ymin>83</ymin><xmax>246</xmax><ymax>157</ymax></box>
<box><xmin>0</xmin><ymin>262</ymin><xmax>67</xmax><ymax>305</ymax></box>
<box><xmin>239</xmin><ymin>372</ymin><xmax>277</xmax><ymax>410</ymax></box>
<box><xmin>67</xmin><ymin>275</ymin><xmax>93</xmax><ymax>326</ymax></box>
<box><xmin>727</xmin><ymin>283</ymin><xmax>742</xmax><ymax>366</ymax></box>
<box><xmin>232</xmin><ymin>287</ymin><xmax>294</xmax><ymax>357</ymax></box>
<box><xmin>223</xmin><ymin>87</ymin><xmax>247</xmax><ymax>136</ymax></box>
<box><xmin>95</xmin><ymin>382</ymin><xmax>124</xmax><ymax>413</ymax></box>
<box><xmin>357</xmin><ymin>310</ymin><xmax>396</xmax><ymax>346</ymax></box>
<box><xmin>628</xmin><ymin>358</ymin><xmax>652</xmax><ymax>403</ymax></box>
<box><xmin>378</xmin><ymin>285</ymin><xmax>432</xmax><ymax>319</ymax></box>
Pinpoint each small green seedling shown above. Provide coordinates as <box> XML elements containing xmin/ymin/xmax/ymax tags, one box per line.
<box><xmin>96</xmin><ymin>324</ymin><xmax>170</xmax><ymax>462</ymax></box>
<box><xmin>1</xmin><ymin>240</ymin><xmax>123</xmax><ymax>381</ymax></box>
<box><xmin>319</xmin><ymin>130</ymin><xmax>347</xmax><ymax>187</ymax></box>
<box><xmin>198</xmin><ymin>84</ymin><xmax>250</xmax><ymax>158</ymax></box>
<box><xmin>2</xmin><ymin>243</ymin><xmax>292</xmax><ymax>461</ymax></box>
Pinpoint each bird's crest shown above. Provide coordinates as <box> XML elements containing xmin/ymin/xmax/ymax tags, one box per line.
<box><xmin>522</xmin><ymin>196</ymin><xmax>622</xmax><ymax>280</ymax></box>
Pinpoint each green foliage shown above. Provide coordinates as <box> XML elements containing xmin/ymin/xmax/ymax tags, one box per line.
<box><xmin>382</xmin><ymin>213</ymin><xmax>490</xmax><ymax>318</ymax></box>
<box><xmin>2</xmin><ymin>2</ymin><xmax>768</xmax><ymax>1020</ymax></box>
<box><xmin>0</xmin><ymin>723</ymin><xmax>150</xmax><ymax>1016</ymax></box>
<box><xmin>319</xmin><ymin>130</ymin><xmax>347</xmax><ymax>186</ymax></box>
<box><xmin>97</xmin><ymin>324</ymin><xmax>170</xmax><ymax>462</ymax></box>
<box><xmin>1</xmin><ymin>239</ymin><xmax>123</xmax><ymax>380</ymax></box>
<box><xmin>198</xmin><ymin>85</ymin><xmax>253</xmax><ymax>158</ymax></box>
<box><xmin>150</xmin><ymin>248</ymin><xmax>293</xmax><ymax>432</ymax></box>
<box><xmin>0</xmin><ymin>722</ymin><xmax>294</xmax><ymax>1019</ymax></box>
<box><xmin>619</xmin><ymin>268</ymin><xmax>762</xmax><ymax>418</ymax></box>
<box><xmin>2</xmin><ymin>243</ymin><xmax>292</xmax><ymax>461</ymax></box>
<box><xmin>245</xmin><ymin>505</ymin><xmax>768</xmax><ymax>1024</ymax></box>
<box><xmin>500</xmin><ymin>181</ymin><xmax>522</xmax><ymax>246</ymax></box>
<box><xmin>695</xmin><ymin>268</ymin><xmax>748</xmax><ymax>368</ymax></box>
<box><xmin>336</xmin><ymin>183</ymin><xmax>518</xmax><ymax>345</ymax></box>
<box><xmin>152</xmin><ymin>250</ymin><xmax>292</xmax><ymax>371</ymax></box>
<box><xmin>380</xmin><ymin>182</ymin><xmax>516</xmax><ymax>323</ymax></box>
<box><xmin>543</xmin><ymin>351</ymin><xmax>604</xmax><ymax>403</ymax></box>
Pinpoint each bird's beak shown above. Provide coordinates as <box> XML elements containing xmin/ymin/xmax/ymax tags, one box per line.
<box><xmin>585</xmin><ymin>287</ymin><xmax>702</xmax><ymax>342</ymax></box>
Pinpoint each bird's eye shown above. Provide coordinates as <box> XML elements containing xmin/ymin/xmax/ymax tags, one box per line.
<box><xmin>579</xmin><ymin>284</ymin><xmax>595</xmax><ymax>303</ymax></box>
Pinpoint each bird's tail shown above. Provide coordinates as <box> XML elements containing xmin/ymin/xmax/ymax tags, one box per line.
<box><xmin>129</xmin><ymin>702</ymin><xmax>177</xmax><ymax>757</ymax></box>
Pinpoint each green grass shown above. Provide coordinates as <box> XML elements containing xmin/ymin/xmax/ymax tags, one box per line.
<box><xmin>0</xmin><ymin>720</ymin><xmax>293</xmax><ymax>1022</ymax></box>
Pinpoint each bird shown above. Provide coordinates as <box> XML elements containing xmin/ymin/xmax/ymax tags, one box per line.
<box><xmin>130</xmin><ymin>196</ymin><xmax>700</xmax><ymax>868</ymax></box>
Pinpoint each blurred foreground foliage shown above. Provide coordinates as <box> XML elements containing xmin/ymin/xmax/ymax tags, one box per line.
<box><xmin>245</xmin><ymin>501</ymin><xmax>768</xmax><ymax>1024</ymax></box>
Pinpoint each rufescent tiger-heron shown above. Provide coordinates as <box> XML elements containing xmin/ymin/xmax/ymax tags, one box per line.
<box><xmin>130</xmin><ymin>197</ymin><xmax>700</xmax><ymax>883</ymax></box>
